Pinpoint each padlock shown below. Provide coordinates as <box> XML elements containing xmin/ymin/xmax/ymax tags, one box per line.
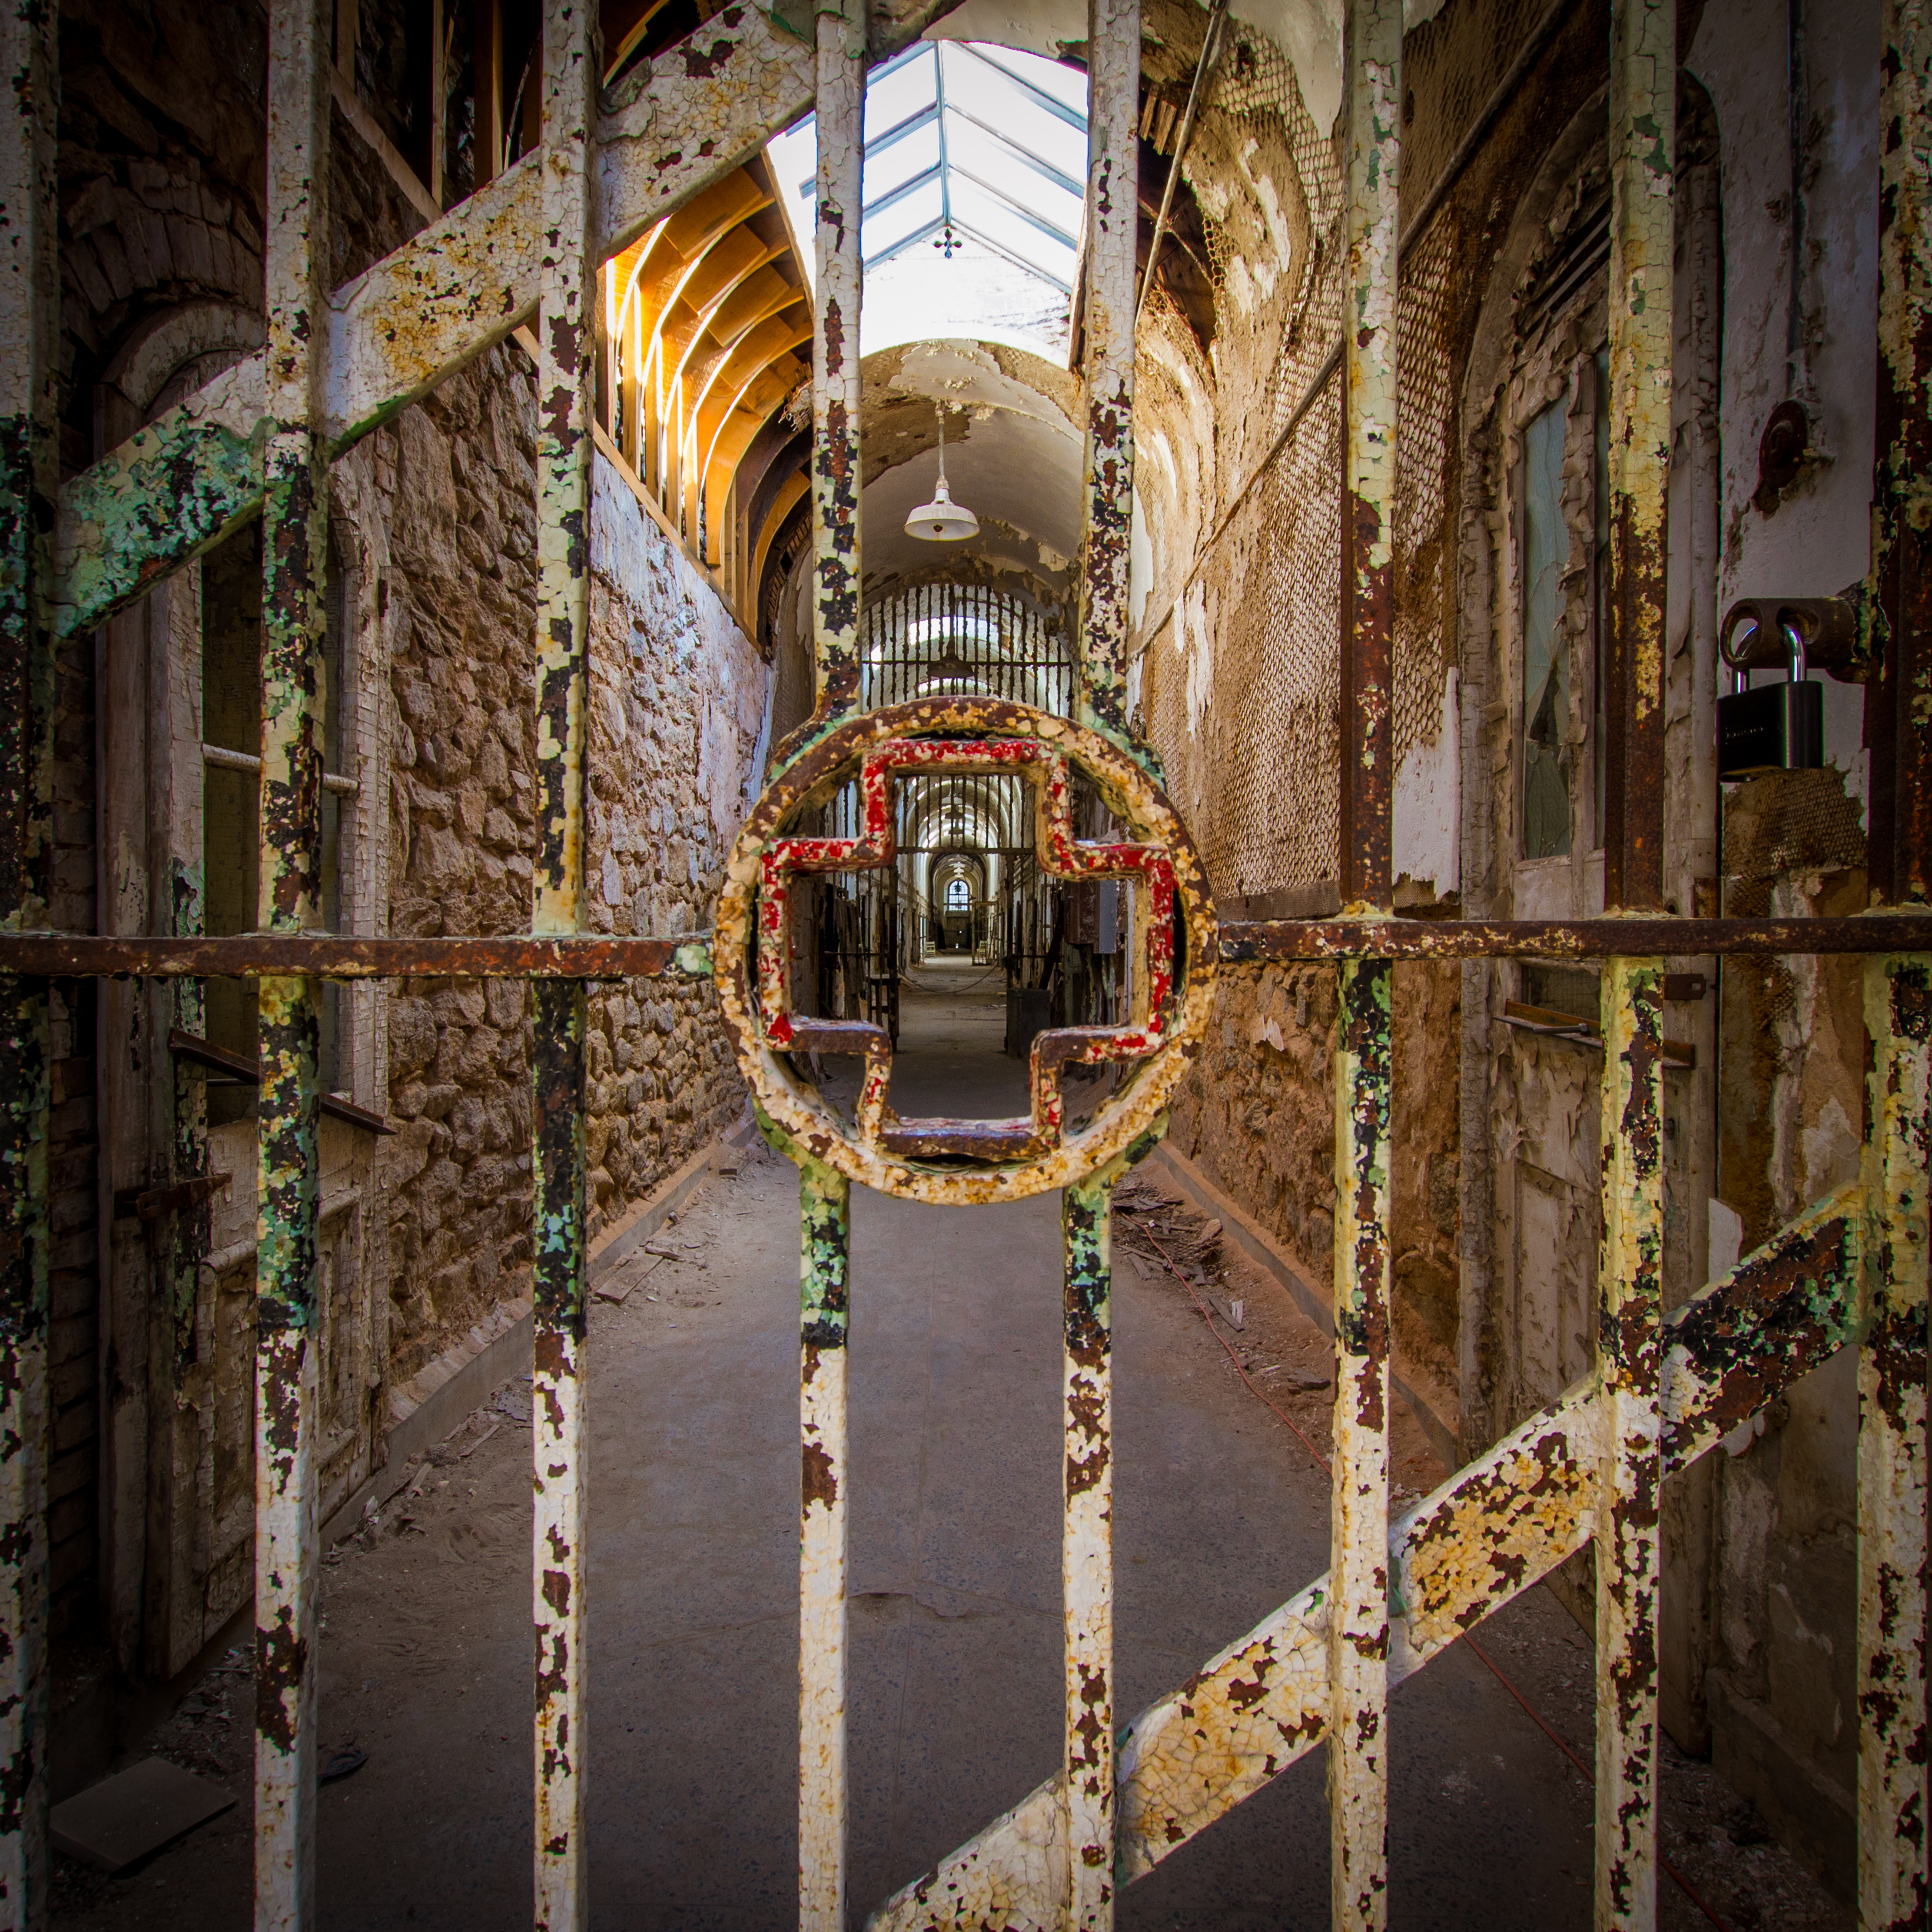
<box><xmin>1717</xmin><ymin>606</ymin><xmax>1824</xmax><ymax>781</ymax></box>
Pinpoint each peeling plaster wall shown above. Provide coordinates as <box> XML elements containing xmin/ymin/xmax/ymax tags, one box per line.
<box><xmin>1689</xmin><ymin>0</ymin><xmax>1879</xmax><ymax>814</ymax></box>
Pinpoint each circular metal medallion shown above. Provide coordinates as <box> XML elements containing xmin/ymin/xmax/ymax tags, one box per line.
<box><xmin>713</xmin><ymin>699</ymin><xmax>1218</xmax><ymax>1204</ymax></box>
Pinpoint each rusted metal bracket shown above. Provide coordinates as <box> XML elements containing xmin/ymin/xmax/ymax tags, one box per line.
<box><xmin>112</xmin><ymin>1172</ymin><xmax>234</xmax><ymax>1222</ymax></box>
<box><xmin>1219</xmin><ymin>914</ymin><xmax>1932</xmax><ymax>960</ymax></box>
<box><xmin>168</xmin><ymin>1029</ymin><xmax>395</xmax><ymax>1134</ymax></box>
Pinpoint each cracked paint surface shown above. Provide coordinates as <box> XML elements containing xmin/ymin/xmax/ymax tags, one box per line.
<box><xmin>714</xmin><ymin>699</ymin><xmax>1216</xmax><ymax>1206</ymax></box>
<box><xmin>1858</xmin><ymin>953</ymin><xmax>1930</xmax><ymax>1931</ymax></box>
<box><xmin>1603</xmin><ymin>0</ymin><xmax>1674</xmax><ymax>912</ymax></box>
<box><xmin>1595</xmin><ymin>958</ymin><xmax>1664</xmax><ymax>1930</ymax></box>
<box><xmin>1337</xmin><ymin>0</ymin><xmax>1398</xmax><ymax>921</ymax></box>
<box><xmin>1870</xmin><ymin>0</ymin><xmax>1932</xmax><ymax>903</ymax></box>
<box><xmin>799</xmin><ymin>1156</ymin><xmax>850</xmax><ymax>1932</ymax></box>
<box><xmin>0</xmin><ymin>0</ymin><xmax>57</xmax><ymax>1914</ymax></box>
<box><xmin>254</xmin><ymin>2</ymin><xmax>330</xmax><ymax>1918</ymax></box>
<box><xmin>1074</xmin><ymin>0</ymin><xmax>1137</xmax><ymax>753</ymax></box>
<box><xmin>807</xmin><ymin>6</ymin><xmax>865</xmax><ymax>731</ymax></box>
<box><xmin>530</xmin><ymin>3</ymin><xmax>596</xmax><ymax>1923</ymax></box>
<box><xmin>1063</xmin><ymin>1173</ymin><xmax>1115</xmax><ymax>1928</ymax></box>
<box><xmin>1330</xmin><ymin>954</ymin><xmax>1391</xmax><ymax>1931</ymax></box>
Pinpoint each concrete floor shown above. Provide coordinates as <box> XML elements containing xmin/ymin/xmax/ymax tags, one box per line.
<box><xmin>51</xmin><ymin>971</ymin><xmax>1851</xmax><ymax>1931</ymax></box>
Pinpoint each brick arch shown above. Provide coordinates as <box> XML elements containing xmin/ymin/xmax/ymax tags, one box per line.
<box><xmin>63</xmin><ymin>158</ymin><xmax>264</xmax><ymax>370</ymax></box>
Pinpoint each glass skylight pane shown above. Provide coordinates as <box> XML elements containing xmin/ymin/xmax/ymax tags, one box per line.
<box><xmin>863</xmin><ymin>180</ymin><xmax>944</xmax><ymax>258</ymax></box>
<box><xmin>865</xmin><ymin>45</ymin><xmax>937</xmax><ymax>138</ymax></box>
<box><xmin>969</xmin><ymin>41</ymin><xmax>1088</xmax><ymax>116</ymax></box>
<box><xmin>944</xmin><ymin>118</ymin><xmax>1081</xmax><ymax>233</ymax></box>
<box><xmin>949</xmin><ymin>177</ymin><xmax>1076</xmax><ymax>283</ymax></box>
<box><xmin>945</xmin><ymin>48</ymin><xmax>1088</xmax><ymax>180</ymax></box>
<box><xmin>864</xmin><ymin>121</ymin><xmax>940</xmax><ymax>207</ymax></box>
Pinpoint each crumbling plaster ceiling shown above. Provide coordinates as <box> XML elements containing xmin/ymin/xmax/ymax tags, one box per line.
<box><xmin>860</xmin><ymin>338</ymin><xmax>1087</xmax><ymax>595</ymax></box>
<box><xmin>922</xmin><ymin>0</ymin><xmax>1450</xmax><ymax>138</ymax></box>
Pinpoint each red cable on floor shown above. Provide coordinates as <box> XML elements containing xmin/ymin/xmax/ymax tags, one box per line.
<box><xmin>1134</xmin><ymin>1222</ymin><xmax>1733</xmax><ymax>1932</ymax></box>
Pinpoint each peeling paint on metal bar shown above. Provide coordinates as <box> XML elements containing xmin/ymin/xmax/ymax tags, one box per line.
<box><xmin>1867</xmin><ymin>0</ymin><xmax>1932</xmax><ymax>902</ymax></box>
<box><xmin>799</xmin><ymin>1157</ymin><xmax>851</xmax><ymax>1931</ymax></box>
<box><xmin>1216</xmin><ymin>915</ymin><xmax>1932</xmax><ymax>960</ymax></box>
<box><xmin>806</xmin><ymin>6</ymin><xmax>865</xmax><ymax>728</ymax></box>
<box><xmin>1074</xmin><ymin>0</ymin><xmax>1138</xmax><ymax>751</ymax></box>
<box><xmin>1858</xmin><ymin>954</ymin><xmax>1930</xmax><ymax>1931</ymax></box>
<box><xmin>1330</xmin><ymin>954</ymin><xmax>1392</xmax><ymax>1930</ymax></box>
<box><xmin>0</xmin><ymin>0</ymin><xmax>58</xmax><ymax>1914</ymax></box>
<box><xmin>253</xmin><ymin>0</ymin><xmax>330</xmax><ymax>1920</ymax></box>
<box><xmin>1595</xmin><ymin>960</ymin><xmax>1664</xmax><ymax>1930</ymax></box>
<box><xmin>1602</xmin><ymin>0</ymin><xmax>1674</xmax><ymax>912</ymax></box>
<box><xmin>530</xmin><ymin>3</ymin><xmax>597</xmax><ymax>1923</ymax></box>
<box><xmin>0</xmin><ymin>932</ymin><xmax>714</xmax><ymax>978</ymax></box>
<box><xmin>1337</xmin><ymin>0</ymin><xmax>1399</xmax><ymax>918</ymax></box>
<box><xmin>1063</xmin><ymin>1171</ymin><xmax>1116</xmax><ymax>1928</ymax></box>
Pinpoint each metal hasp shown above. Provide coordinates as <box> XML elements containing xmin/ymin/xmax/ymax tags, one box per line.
<box><xmin>0</xmin><ymin>0</ymin><xmax>58</xmax><ymax>1921</ymax></box>
<box><xmin>530</xmin><ymin>2</ymin><xmax>598</xmax><ymax>1926</ymax></box>
<box><xmin>1075</xmin><ymin>0</ymin><xmax>1138</xmax><ymax>748</ymax></box>
<box><xmin>254</xmin><ymin>0</ymin><xmax>331</xmax><ymax>1920</ymax></box>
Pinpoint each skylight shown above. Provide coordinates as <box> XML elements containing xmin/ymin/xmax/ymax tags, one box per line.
<box><xmin>765</xmin><ymin>41</ymin><xmax>1090</xmax><ymax>360</ymax></box>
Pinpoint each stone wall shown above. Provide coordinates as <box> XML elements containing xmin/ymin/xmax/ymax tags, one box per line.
<box><xmin>1165</xmin><ymin>960</ymin><xmax>1462</xmax><ymax>1397</ymax></box>
<box><xmin>581</xmin><ymin>453</ymin><xmax>771</xmax><ymax>1235</ymax></box>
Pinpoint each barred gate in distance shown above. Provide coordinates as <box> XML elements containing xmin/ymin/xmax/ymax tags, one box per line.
<box><xmin>0</xmin><ymin>6</ymin><xmax>1925</xmax><ymax>1932</ymax></box>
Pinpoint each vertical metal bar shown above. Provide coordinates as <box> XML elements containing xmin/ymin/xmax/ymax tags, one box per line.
<box><xmin>1337</xmin><ymin>0</ymin><xmax>1399</xmax><ymax>916</ymax></box>
<box><xmin>1329</xmin><ymin>955</ymin><xmax>1391</xmax><ymax>1932</ymax></box>
<box><xmin>0</xmin><ymin>0</ymin><xmax>57</xmax><ymax>1916</ymax></box>
<box><xmin>1867</xmin><ymin>0</ymin><xmax>1932</xmax><ymax>905</ymax></box>
<box><xmin>1595</xmin><ymin>957</ymin><xmax>1665</xmax><ymax>1930</ymax></box>
<box><xmin>255</xmin><ymin>0</ymin><xmax>330</xmax><ymax>1920</ymax></box>
<box><xmin>1329</xmin><ymin>7</ymin><xmax>1398</xmax><ymax>1924</ymax></box>
<box><xmin>1074</xmin><ymin>0</ymin><xmax>1138</xmax><ymax>745</ymax></box>
<box><xmin>1063</xmin><ymin>1173</ymin><xmax>1115</xmax><ymax>1930</ymax></box>
<box><xmin>812</xmin><ymin>3</ymin><xmax>864</xmax><ymax>723</ymax></box>
<box><xmin>799</xmin><ymin>1158</ymin><xmax>851</xmax><ymax>1931</ymax></box>
<box><xmin>1602</xmin><ymin>0</ymin><xmax>1674</xmax><ymax>912</ymax></box>
<box><xmin>1858</xmin><ymin>954</ymin><xmax>1930</xmax><ymax>1931</ymax></box>
<box><xmin>530</xmin><ymin>1</ymin><xmax>596</xmax><ymax>1926</ymax></box>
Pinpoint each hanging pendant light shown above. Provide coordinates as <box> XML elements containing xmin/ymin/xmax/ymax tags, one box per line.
<box><xmin>905</xmin><ymin>404</ymin><xmax>979</xmax><ymax>542</ymax></box>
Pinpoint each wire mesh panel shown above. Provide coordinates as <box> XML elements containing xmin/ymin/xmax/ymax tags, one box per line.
<box><xmin>1143</xmin><ymin>45</ymin><xmax>1459</xmax><ymax>908</ymax></box>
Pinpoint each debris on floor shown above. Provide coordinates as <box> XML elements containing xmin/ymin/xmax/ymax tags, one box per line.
<box><xmin>51</xmin><ymin>1758</ymin><xmax>234</xmax><ymax>1875</ymax></box>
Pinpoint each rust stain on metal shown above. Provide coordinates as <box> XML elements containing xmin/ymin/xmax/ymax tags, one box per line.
<box><xmin>798</xmin><ymin>1153</ymin><xmax>851</xmax><ymax>1931</ymax></box>
<box><xmin>1858</xmin><ymin>952</ymin><xmax>1930</xmax><ymax>1930</ymax></box>
<box><xmin>1594</xmin><ymin>959</ymin><xmax>1665</xmax><ymax>1928</ymax></box>
<box><xmin>1601</xmin><ymin>0</ymin><xmax>1675</xmax><ymax>914</ymax></box>
<box><xmin>1074</xmin><ymin>0</ymin><xmax>1138</xmax><ymax>759</ymax></box>
<box><xmin>1216</xmin><ymin>914</ymin><xmax>1932</xmax><ymax>961</ymax></box>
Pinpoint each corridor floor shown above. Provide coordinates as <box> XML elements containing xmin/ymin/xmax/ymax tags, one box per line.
<box><xmin>53</xmin><ymin>1090</ymin><xmax>1849</xmax><ymax>1930</ymax></box>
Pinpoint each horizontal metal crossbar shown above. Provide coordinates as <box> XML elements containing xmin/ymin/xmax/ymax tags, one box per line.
<box><xmin>5</xmin><ymin>915</ymin><xmax>1931</xmax><ymax>982</ymax></box>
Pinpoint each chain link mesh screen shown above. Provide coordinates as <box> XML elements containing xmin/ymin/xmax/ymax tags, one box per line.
<box><xmin>1143</xmin><ymin>41</ymin><xmax>1459</xmax><ymax>904</ymax></box>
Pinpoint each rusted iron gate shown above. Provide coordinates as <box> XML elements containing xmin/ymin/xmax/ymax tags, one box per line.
<box><xmin>0</xmin><ymin>0</ymin><xmax>1926</xmax><ymax>1928</ymax></box>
